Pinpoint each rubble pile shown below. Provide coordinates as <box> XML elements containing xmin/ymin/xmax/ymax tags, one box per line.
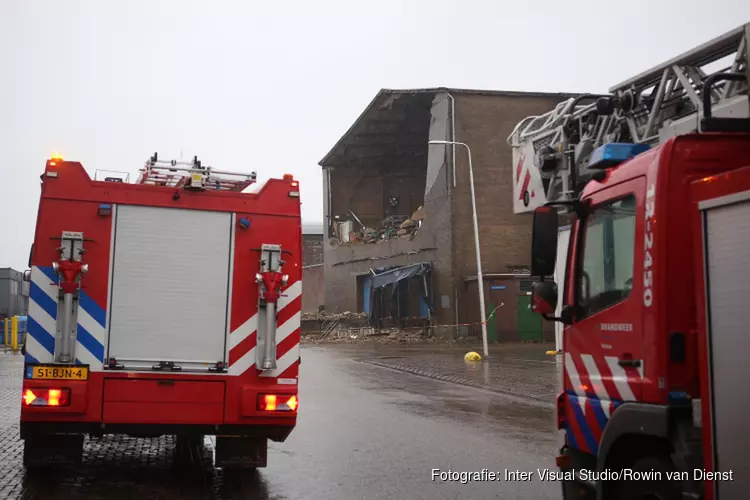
<box><xmin>335</xmin><ymin>206</ymin><xmax>424</xmax><ymax>245</ymax></box>
<box><xmin>301</xmin><ymin>329</ymin><xmax>482</xmax><ymax>345</ymax></box>
<box><xmin>301</xmin><ymin>311</ymin><xmax>368</xmax><ymax>321</ymax></box>
<box><xmin>302</xmin><ymin>328</ymin><xmax>435</xmax><ymax>345</ymax></box>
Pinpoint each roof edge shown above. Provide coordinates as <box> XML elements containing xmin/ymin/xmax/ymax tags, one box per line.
<box><xmin>318</xmin><ymin>87</ymin><xmax>583</xmax><ymax>167</ymax></box>
<box><xmin>318</xmin><ymin>88</ymin><xmax>393</xmax><ymax>167</ymax></box>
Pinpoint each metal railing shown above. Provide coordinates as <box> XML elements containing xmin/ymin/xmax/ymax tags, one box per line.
<box><xmin>321</xmin><ymin>317</ymin><xmax>340</xmax><ymax>339</ymax></box>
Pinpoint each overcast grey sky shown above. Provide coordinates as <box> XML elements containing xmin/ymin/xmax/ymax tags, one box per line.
<box><xmin>1</xmin><ymin>0</ymin><xmax>748</xmax><ymax>270</ymax></box>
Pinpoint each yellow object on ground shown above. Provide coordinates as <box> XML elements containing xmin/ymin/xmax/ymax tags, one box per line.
<box><xmin>464</xmin><ymin>351</ymin><xmax>481</xmax><ymax>361</ymax></box>
<box><xmin>546</xmin><ymin>350</ymin><xmax>562</xmax><ymax>356</ymax></box>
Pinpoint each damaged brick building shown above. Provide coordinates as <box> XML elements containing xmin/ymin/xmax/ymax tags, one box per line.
<box><xmin>318</xmin><ymin>88</ymin><xmax>575</xmax><ymax>341</ymax></box>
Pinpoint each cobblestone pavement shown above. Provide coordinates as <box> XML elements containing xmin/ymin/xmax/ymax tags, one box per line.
<box><xmin>348</xmin><ymin>342</ymin><xmax>562</xmax><ymax>404</ymax></box>
<box><xmin>0</xmin><ymin>350</ymin><xmax>278</xmax><ymax>500</ymax></box>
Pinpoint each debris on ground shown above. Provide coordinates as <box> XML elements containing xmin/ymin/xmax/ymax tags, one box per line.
<box><xmin>301</xmin><ymin>328</ymin><xmax>479</xmax><ymax>345</ymax></box>
<box><xmin>303</xmin><ymin>329</ymin><xmax>428</xmax><ymax>344</ymax></box>
<box><xmin>301</xmin><ymin>311</ymin><xmax>368</xmax><ymax>321</ymax></box>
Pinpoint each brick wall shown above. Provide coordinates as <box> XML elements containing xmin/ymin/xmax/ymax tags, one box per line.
<box><xmin>302</xmin><ymin>234</ymin><xmax>323</xmax><ymax>266</ymax></box>
<box><xmin>451</xmin><ymin>93</ymin><xmax>574</xmax><ymax>332</ymax></box>
<box><xmin>302</xmin><ymin>265</ymin><xmax>324</xmax><ymax>313</ymax></box>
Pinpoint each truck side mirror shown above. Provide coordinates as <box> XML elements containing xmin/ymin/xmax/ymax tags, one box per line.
<box><xmin>531</xmin><ymin>281</ymin><xmax>557</xmax><ymax>315</ymax></box>
<box><xmin>23</xmin><ymin>269</ymin><xmax>31</xmax><ymax>282</ymax></box>
<box><xmin>530</xmin><ymin>206</ymin><xmax>558</xmax><ymax>277</ymax></box>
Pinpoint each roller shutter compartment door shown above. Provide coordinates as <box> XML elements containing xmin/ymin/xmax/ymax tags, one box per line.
<box><xmin>107</xmin><ymin>205</ymin><xmax>232</xmax><ymax>367</ymax></box>
<box><xmin>703</xmin><ymin>199</ymin><xmax>750</xmax><ymax>500</ymax></box>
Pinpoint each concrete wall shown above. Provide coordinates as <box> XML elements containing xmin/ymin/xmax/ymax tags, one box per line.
<box><xmin>302</xmin><ymin>264</ymin><xmax>324</xmax><ymax>313</ymax></box>
<box><xmin>451</xmin><ymin>93</ymin><xmax>571</xmax><ymax>332</ymax></box>
<box><xmin>423</xmin><ymin>93</ymin><xmax>454</xmax><ymax>327</ymax></box>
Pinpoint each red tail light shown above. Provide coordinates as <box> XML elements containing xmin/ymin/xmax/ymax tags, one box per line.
<box><xmin>556</xmin><ymin>391</ymin><xmax>566</xmax><ymax>430</ymax></box>
<box><xmin>22</xmin><ymin>388</ymin><xmax>71</xmax><ymax>407</ymax></box>
<box><xmin>258</xmin><ymin>394</ymin><xmax>298</xmax><ymax>412</ymax></box>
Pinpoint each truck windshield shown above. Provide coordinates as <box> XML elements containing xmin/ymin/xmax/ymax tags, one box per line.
<box><xmin>577</xmin><ymin>195</ymin><xmax>636</xmax><ymax>319</ymax></box>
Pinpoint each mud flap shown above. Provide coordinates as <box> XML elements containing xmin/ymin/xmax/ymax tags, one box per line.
<box><xmin>215</xmin><ymin>436</ymin><xmax>268</xmax><ymax>469</ymax></box>
<box><xmin>173</xmin><ymin>435</ymin><xmax>205</xmax><ymax>468</ymax></box>
<box><xmin>23</xmin><ymin>434</ymin><xmax>84</xmax><ymax>467</ymax></box>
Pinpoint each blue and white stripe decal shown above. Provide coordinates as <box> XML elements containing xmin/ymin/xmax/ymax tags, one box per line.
<box><xmin>26</xmin><ymin>266</ymin><xmax>106</xmax><ymax>371</ymax></box>
<box><xmin>565</xmin><ymin>390</ymin><xmax>625</xmax><ymax>456</ymax></box>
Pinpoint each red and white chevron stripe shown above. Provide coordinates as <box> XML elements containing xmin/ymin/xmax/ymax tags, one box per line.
<box><xmin>564</xmin><ymin>349</ymin><xmax>645</xmax><ymax>414</ymax></box>
<box><xmin>515</xmin><ymin>153</ymin><xmax>536</xmax><ymax>201</ymax></box>
<box><xmin>227</xmin><ymin>280</ymin><xmax>302</xmax><ymax>378</ymax></box>
<box><xmin>562</xmin><ymin>347</ymin><xmax>646</xmax><ymax>454</ymax></box>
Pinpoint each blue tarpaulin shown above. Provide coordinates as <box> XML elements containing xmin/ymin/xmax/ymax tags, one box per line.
<box><xmin>370</xmin><ymin>262</ymin><xmax>430</xmax><ymax>289</ymax></box>
<box><xmin>365</xmin><ymin>262</ymin><xmax>433</xmax><ymax>321</ymax></box>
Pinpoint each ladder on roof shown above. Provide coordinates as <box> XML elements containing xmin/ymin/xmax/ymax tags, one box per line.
<box><xmin>508</xmin><ymin>23</ymin><xmax>750</xmax><ymax>214</ymax></box>
<box><xmin>609</xmin><ymin>22</ymin><xmax>749</xmax><ymax>144</ymax></box>
<box><xmin>136</xmin><ymin>153</ymin><xmax>257</xmax><ymax>192</ymax></box>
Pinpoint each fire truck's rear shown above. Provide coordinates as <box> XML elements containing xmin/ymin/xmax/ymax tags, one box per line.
<box><xmin>19</xmin><ymin>153</ymin><xmax>302</xmax><ymax>469</ymax></box>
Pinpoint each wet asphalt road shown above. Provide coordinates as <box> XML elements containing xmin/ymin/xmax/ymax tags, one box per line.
<box><xmin>0</xmin><ymin>345</ymin><xmax>561</xmax><ymax>500</ymax></box>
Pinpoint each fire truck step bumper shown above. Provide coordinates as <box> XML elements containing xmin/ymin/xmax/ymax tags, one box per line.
<box><xmin>23</xmin><ymin>434</ymin><xmax>84</xmax><ymax>468</ymax></box>
<box><xmin>20</xmin><ymin>421</ymin><xmax>295</xmax><ymax>441</ymax></box>
<box><xmin>215</xmin><ymin>436</ymin><xmax>268</xmax><ymax>469</ymax></box>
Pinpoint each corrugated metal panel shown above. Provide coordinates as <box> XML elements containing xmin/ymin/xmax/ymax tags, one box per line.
<box><xmin>0</xmin><ymin>268</ymin><xmax>27</xmax><ymax>318</ymax></box>
<box><xmin>107</xmin><ymin>205</ymin><xmax>232</xmax><ymax>365</ymax></box>
<box><xmin>704</xmin><ymin>199</ymin><xmax>750</xmax><ymax>500</ymax></box>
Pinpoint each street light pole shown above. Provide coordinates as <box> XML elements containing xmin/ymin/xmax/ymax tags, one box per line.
<box><xmin>428</xmin><ymin>140</ymin><xmax>489</xmax><ymax>358</ymax></box>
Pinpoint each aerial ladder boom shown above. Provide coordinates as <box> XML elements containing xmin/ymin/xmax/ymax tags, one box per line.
<box><xmin>508</xmin><ymin>23</ymin><xmax>750</xmax><ymax>214</ymax></box>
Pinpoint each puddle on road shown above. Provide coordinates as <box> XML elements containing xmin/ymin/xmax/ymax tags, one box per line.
<box><xmin>348</xmin><ymin>359</ymin><xmax>557</xmax><ymax>446</ymax></box>
<box><xmin>399</xmin><ymin>394</ymin><xmax>556</xmax><ymax>442</ymax></box>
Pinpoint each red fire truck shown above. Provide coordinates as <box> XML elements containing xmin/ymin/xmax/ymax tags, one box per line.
<box><xmin>515</xmin><ymin>24</ymin><xmax>750</xmax><ymax>500</ymax></box>
<box><xmin>20</xmin><ymin>153</ymin><xmax>302</xmax><ymax>469</ymax></box>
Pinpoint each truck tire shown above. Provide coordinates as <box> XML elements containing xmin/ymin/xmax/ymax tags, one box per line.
<box><xmin>617</xmin><ymin>455</ymin><xmax>683</xmax><ymax>500</ymax></box>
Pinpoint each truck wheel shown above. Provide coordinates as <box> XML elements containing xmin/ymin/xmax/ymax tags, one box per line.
<box><xmin>618</xmin><ymin>456</ymin><xmax>683</xmax><ymax>500</ymax></box>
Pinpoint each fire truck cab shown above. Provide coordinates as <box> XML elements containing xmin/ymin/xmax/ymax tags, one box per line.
<box><xmin>514</xmin><ymin>22</ymin><xmax>750</xmax><ymax>500</ymax></box>
<box><xmin>530</xmin><ymin>129</ymin><xmax>750</xmax><ymax>499</ymax></box>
